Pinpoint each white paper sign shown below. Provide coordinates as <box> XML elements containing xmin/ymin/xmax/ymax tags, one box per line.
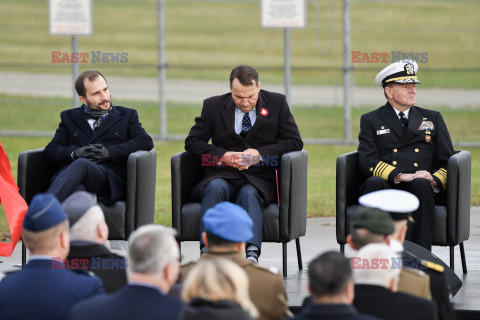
<box><xmin>261</xmin><ymin>0</ymin><xmax>306</xmax><ymax>28</ymax></box>
<box><xmin>50</xmin><ymin>0</ymin><xmax>93</xmax><ymax>35</ymax></box>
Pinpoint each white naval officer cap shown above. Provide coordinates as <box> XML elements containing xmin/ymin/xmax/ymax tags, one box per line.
<box><xmin>358</xmin><ymin>189</ymin><xmax>419</xmax><ymax>221</ymax></box>
<box><xmin>375</xmin><ymin>59</ymin><xmax>421</xmax><ymax>87</ymax></box>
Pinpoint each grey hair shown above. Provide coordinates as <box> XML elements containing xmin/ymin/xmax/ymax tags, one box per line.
<box><xmin>69</xmin><ymin>205</ymin><xmax>105</xmax><ymax>241</ymax></box>
<box><xmin>127</xmin><ymin>224</ymin><xmax>178</xmax><ymax>275</ymax></box>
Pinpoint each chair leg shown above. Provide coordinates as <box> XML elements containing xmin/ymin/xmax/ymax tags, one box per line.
<box><xmin>449</xmin><ymin>246</ymin><xmax>454</xmax><ymax>271</ymax></box>
<box><xmin>22</xmin><ymin>240</ymin><xmax>26</xmax><ymax>268</ymax></box>
<box><xmin>460</xmin><ymin>242</ymin><xmax>467</xmax><ymax>274</ymax></box>
<box><xmin>282</xmin><ymin>243</ymin><xmax>287</xmax><ymax>278</ymax></box>
<box><xmin>340</xmin><ymin>244</ymin><xmax>345</xmax><ymax>254</ymax></box>
<box><xmin>295</xmin><ymin>238</ymin><xmax>303</xmax><ymax>270</ymax></box>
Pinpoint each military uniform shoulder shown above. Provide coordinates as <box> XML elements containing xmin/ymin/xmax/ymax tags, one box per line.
<box><xmin>414</xmin><ymin>106</ymin><xmax>441</xmax><ymax>117</ymax></box>
<box><xmin>420</xmin><ymin>260</ymin><xmax>444</xmax><ymax>273</ymax></box>
<box><xmin>247</xmin><ymin>263</ymin><xmax>281</xmax><ymax>277</ymax></box>
<box><xmin>361</xmin><ymin>105</ymin><xmax>384</xmax><ymax>118</ymax></box>
<box><xmin>70</xmin><ymin>268</ymin><xmax>98</xmax><ymax>278</ymax></box>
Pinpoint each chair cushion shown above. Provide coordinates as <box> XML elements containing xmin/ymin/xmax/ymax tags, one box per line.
<box><xmin>180</xmin><ymin>202</ymin><xmax>281</xmax><ymax>242</ymax></box>
<box><xmin>345</xmin><ymin>204</ymin><xmax>447</xmax><ymax>245</ymax></box>
<box><xmin>100</xmin><ymin>201</ymin><xmax>126</xmax><ymax>240</ymax></box>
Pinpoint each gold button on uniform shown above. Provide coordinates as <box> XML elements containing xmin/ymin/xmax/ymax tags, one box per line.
<box><xmin>393</xmin><ymin>161</ymin><xmax>397</xmax><ymax>165</ymax></box>
<box><xmin>415</xmin><ymin>148</ymin><xmax>419</xmax><ymax>152</ymax></box>
<box><xmin>414</xmin><ymin>163</ymin><xmax>418</xmax><ymax>167</ymax></box>
<box><xmin>393</xmin><ymin>149</ymin><xmax>398</xmax><ymax>153</ymax></box>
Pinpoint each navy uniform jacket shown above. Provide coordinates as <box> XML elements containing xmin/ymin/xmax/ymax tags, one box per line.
<box><xmin>71</xmin><ymin>284</ymin><xmax>184</xmax><ymax>320</ymax></box>
<box><xmin>358</xmin><ymin>103</ymin><xmax>454</xmax><ymax>192</ymax></box>
<box><xmin>295</xmin><ymin>303</ymin><xmax>380</xmax><ymax>320</ymax></box>
<box><xmin>45</xmin><ymin>105</ymin><xmax>153</xmax><ymax>203</ymax></box>
<box><xmin>185</xmin><ymin>90</ymin><xmax>303</xmax><ymax>205</ymax></box>
<box><xmin>0</xmin><ymin>259</ymin><xmax>104</xmax><ymax>320</ymax></box>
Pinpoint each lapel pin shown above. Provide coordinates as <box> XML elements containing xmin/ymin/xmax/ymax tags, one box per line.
<box><xmin>426</xmin><ymin>135</ymin><xmax>431</xmax><ymax>142</ymax></box>
<box><xmin>260</xmin><ymin>108</ymin><xmax>268</xmax><ymax>116</ymax></box>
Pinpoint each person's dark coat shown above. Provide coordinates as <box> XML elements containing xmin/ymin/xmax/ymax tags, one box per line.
<box><xmin>45</xmin><ymin>105</ymin><xmax>153</xmax><ymax>204</ymax></box>
<box><xmin>353</xmin><ymin>284</ymin><xmax>438</xmax><ymax>320</ymax></box>
<box><xmin>0</xmin><ymin>259</ymin><xmax>104</xmax><ymax>320</ymax></box>
<box><xmin>180</xmin><ymin>298</ymin><xmax>256</xmax><ymax>320</ymax></box>
<box><xmin>66</xmin><ymin>241</ymin><xmax>128</xmax><ymax>294</ymax></box>
<box><xmin>185</xmin><ymin>90</ymin><xmax>303</xmax><ymax>205</ymax></box>
<box><xmin>71</xmin><ymin>284</ymin><xmax>183</xmax><ymax>320</ymax></box>
<box><xmin>295</xmin><ymin>303</ymin><xmax>380</xmax><ymax>320</ymax></box>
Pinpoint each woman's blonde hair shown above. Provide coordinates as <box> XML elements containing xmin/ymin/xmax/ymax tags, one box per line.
<box><xmin>182</xmin><ymin>258</ymin><xmax>258</xmax><ymax>318</ymax></box>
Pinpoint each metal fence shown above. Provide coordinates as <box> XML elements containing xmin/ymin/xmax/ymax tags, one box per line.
<box><xmin>1</xmin><ymin>0</ymin><xmax>479</xmax><ymax>145</ymax></box>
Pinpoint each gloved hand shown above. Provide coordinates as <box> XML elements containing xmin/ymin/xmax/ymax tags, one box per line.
<box><xmin>71</xmin><ymin>146</ymin><xmax>97</xmax><ymax>160</ymax></box>
<box><xmin>86</xmin><ymin>144</ymin><xmax>112</xmax><ymax>163</ymax></box>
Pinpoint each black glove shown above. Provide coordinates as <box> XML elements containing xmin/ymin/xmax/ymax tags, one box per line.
<box><xmin>71</xmin><ymin>146</ymin><xmax>97</xmax><ymax>160</ymax></box>
<box><xmin>86</xmin><ymin>144</ymin><xmax>111</xmax><ymax>163</ymax></box>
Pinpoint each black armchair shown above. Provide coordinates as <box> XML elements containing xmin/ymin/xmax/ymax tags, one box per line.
<box><xmin>171</xmin><ymin>150</ymin><xmax>308</xmax><ymax>277</ymax></box>
<box><xmin>17</xmin><ymin>147</ymin><xmax>157</xmax><ymax>245</ymax></box>
<box><xmin>336</xmin><ymin>150</ymin><xmax>471</xmax><ymax>273</ymax></box>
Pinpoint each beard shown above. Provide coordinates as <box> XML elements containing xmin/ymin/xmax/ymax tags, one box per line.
<box><xmin>85</xmin><ymin>97</ymin><xmax>111</xmax><ymax>111</ymax></box>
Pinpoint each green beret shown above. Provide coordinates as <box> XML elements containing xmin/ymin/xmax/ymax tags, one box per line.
<box><xmin>353</xmin><ymin>206</ymin><xmax>394</xmax><ymax>235</ymax></box>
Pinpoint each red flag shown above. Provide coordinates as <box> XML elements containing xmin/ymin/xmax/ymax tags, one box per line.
<box><xmin>0</xmin><ymin>142</ymin><xmax>28</xmax><ymax>257</ymax></box>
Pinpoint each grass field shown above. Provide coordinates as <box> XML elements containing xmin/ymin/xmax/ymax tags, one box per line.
<box><xmin>1</xmin><ymin>0</ymin><xmax>479</xmax><ymax>87</ymax></box>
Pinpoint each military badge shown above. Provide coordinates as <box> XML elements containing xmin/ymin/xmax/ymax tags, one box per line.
<box><xmin>404</xmin><ymin>63</ymin><xmax>414</xmax><ymax>75</ymax></box>
<box><xmin>426</xmin><ymin>135</ymin><xmax>431</xmax><ymax>142</ymax></box>
<box><xmin>418</xmin><ymin>121</ymin><xmax>434</xmax><ymax>131</ymax></box>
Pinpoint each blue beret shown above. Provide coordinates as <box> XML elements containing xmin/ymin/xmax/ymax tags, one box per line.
<box><xmin>203</xmin><ymin>202</ymin><xmax>253</xmax><ymax>243</ymax></box>
<box><xmin>62</xmin><ymin>191</ymin><xmax>98</xmax><ymax>227</ymax></box>
<box><xmin>23</xmin><ymin>193</ymin><xmax>67</xmax><ymax>232</ymax></box>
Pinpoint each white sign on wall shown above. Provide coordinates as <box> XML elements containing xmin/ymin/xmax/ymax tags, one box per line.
<box><xmin>261</xmin><ymin>0</ymin><xmax>306</xmax><ymax>29</ymax></box>
<box><xmin>49</xmin><ymin>0</ymin><xmax>93</xmax><ymax>35</ymax></box>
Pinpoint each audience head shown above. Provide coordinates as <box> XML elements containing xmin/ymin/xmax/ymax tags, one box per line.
<box><xmin>22</xmin><ymin>193</ymin><xmax>70</xmax><ymax>258</ymax></box>
<box><xmin>127</xmin><ymin>224</ymin><xmax>180</xmax><ymax>292</ymax></box>
<box><xmin>348</xmin><ymin>206</ymin><xmax>394</xmax><ymax>249</ymax></box>
<box><xmin>61</xmin><ymin>191</ymin><xmax>108</xmax><ymax>244</ymax></box>
<box><xmin>352</xmin><ymin>243</ymin><xmax>401</xmax><ymax>291</ymax></box>
<box><xmin>202</xmin><ymin>202</ymin><xmax>253</xmax><ymax>253</ymax></box>
<box><xmin>308</xmin><ymin>251</ymin><xmax>354</xmax><ymax>304</ymax></box>
<box><xmin>359</xmin><ymin>190</ymin><xmax>419</xmax><ymax>243</ymax></box>
<box><xmin>182</xmin><ymin>258</ymin><xmax>258</xmax><ymax>318</ymax></box>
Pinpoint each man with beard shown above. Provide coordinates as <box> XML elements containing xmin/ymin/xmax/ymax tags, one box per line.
<box><xmin>45</xmin><ymin>70</ymin><xmax>153</xmax><ymax>204</ymax></box>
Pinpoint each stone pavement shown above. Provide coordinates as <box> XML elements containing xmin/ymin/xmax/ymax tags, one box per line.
<box><xmin>1</xmin><ymin>207</ymin><xmax>479</xmax><ymax>310</ymax></box>
<box><xmin>1</xmin><ymin>71</ymin><xmax>479</xmax><ymax>108</ymax></box>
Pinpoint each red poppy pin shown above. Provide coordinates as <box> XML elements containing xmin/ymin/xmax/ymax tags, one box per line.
<box><xmin>260</xmin><ymin>108</ymin><xmax>268</xmax><ymax>116</ymax></box>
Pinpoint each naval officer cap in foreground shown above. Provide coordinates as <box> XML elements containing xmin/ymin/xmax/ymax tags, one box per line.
<box><xmin>0</xmin><ymin>193</ymin><xmax>104</xmax><ymax>320</ymax></box>
<box><xmin>181</xmin><ymin>201</ymin><xmax>292</xmax><ymax>320</ymax></box>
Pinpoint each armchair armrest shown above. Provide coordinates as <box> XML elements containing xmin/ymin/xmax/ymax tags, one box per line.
<box><xmin>171</xmin><ymin>151</ymin><xmax>203</xmax><ymax>235</ymax></box>
<box><xmin>446</xmin><ymin>150</ymin><xmax>471</xmax><ymax>244</ymax></box>
<box><xmin>125</xmin><ymin>149</ymin><xmax>157</xmax><ymax>236</ymax></box>
<box><xmin>17</xmin><ymin>148</ymin><xmax>53</xmax><ymax>204</ymax></box>
<box><xmin>279</xmin><ymin>149</ymin><xmax>308</xmax><ymax>242</ymax></box>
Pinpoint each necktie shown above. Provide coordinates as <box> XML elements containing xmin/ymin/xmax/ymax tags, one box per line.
<box><xmin>241</xmin><ymin>113</ymin><xmax>252</xmax><ymax>137</ymax></box>
<box><xmin>399</xmin><ymin>112</ymin><xmax>408</xmax><ymax>132</ymax></box>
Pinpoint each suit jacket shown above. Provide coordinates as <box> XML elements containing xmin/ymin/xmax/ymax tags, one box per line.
<box><xmin>358</xmin><ymin>103</ymin><xmax>454</xmax><ymax>192</ymax></box>
<box><xmin>71</xmin><ymin>284</ymin><xmax>184</xmax><ymax>320</ymax></box>
<box><xmin>180</xmin><ymin>298</ymin><xmax>255</xmax><ymax>320</ymax></box>
<box><xmin>295</xmin><ymin>303</ymin><xmax>380</xmax><ymax>320</ymax></box>
<box><xmin>353</xmin><ymin>284</ymin><xmax>438</xmax><ymax>320</ymax></box>
<box><xmin>181</xmin><ymin>251</ymin><xmax>292</xmax><ymax>320</ymax></box>
<box><xmin>185</xmin><ymin>90</ymin><xmax>303</xmax><ymax>205</ymax></box>
<box><xmin>45</xmin><ymin>105</ymin><xmax>153</xmax><ymax>203</ymax></box>
<box><xmin>67</xmin><ymin>241</ymin><xmax>128</xmax><ymax>294</ymax></box>
<box><xmin>0</xmin><ymin>259</ymin><xmax>104</xmax><ymax>320</ymax></box>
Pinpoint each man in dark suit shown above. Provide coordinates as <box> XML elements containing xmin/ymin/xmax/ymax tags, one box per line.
<box><xmin>296</xmin><ymin>251</ymin><xmax>379</xmax><ymax>320</ymax></box>
<box><xmin>185</xmin><ymin>65</ymin><xmax>303</xmax><ymax>262</ymax></box>
<box><xmin>62</xmin><ymin>191</ymin><xmax>127</xmax><ymax>293</ymax></box>
<box><xmin>357</xmin><ymin>59</ymin><xmax>454</xmax><ymax>250</ymax></box>
<box><xmin>71</xmin><ymin>225</ymin><xmax>183</xmax><ymax>320</ymax></box>
<box><xmin>45</xmin><ymin>70</ymin><xmax>153</xmax><ymax>204</ymax></box>
<box><xmin>0</xmin><ymin>193</ymin><xmax>104</xmax><ymax>320</ymax></box>
<box><xmin>352</xmin><ymin>243</ymin><xmax>438</xmax><ymax>320</ymax></box>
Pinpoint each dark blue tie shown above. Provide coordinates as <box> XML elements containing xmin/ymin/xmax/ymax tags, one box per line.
<box><xmin>241</xmin><ymin>113</ymin><xmax>252</xmax><ymax>137</ymax></box>
<box><xmin>399</xmin><ymin>112</ymin><xmax>408</xmax><ymax>133</ymax></box>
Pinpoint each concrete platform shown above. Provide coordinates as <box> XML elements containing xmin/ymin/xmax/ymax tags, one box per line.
<box><xmin>1</xmin><ymin>207</ymin><xmax>479</xmax><ymax>312</ymax></box>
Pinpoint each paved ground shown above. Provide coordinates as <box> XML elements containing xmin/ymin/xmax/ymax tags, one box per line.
<box><xmin>1</xmin><ymin>71</ymin><xmax>480</xmax><ymax>107</ymax></box>
<box><xmin>2</xmin><ymin>207</ymin><xmax>479</xmax><ymax>310</ymax></box>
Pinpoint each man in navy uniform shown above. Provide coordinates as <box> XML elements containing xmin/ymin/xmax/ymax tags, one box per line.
<box><xmin>357</xmin><ymin>59</ymin><xmax>454</xmax><ymax>250</ymax></box>
<box><xmin>185</xmin><ymin>65</ymin><xmax>303</xmax><ymax>262</ymax></box>
<box><xmin>71</xmin><ymin>225</ymin><xmax>183</xmax><ymax>320</ymax></box>
<box><xmin>45</xmin><ymin>70</ymin><xmax>153</xmax><ymax>204</ymax></box>
<box><xmin>0</xmin><ymin>193</ymin><xmax>104</xmax><ymax>320</ymax></box>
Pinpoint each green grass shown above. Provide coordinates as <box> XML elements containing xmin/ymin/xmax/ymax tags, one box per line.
<box><xmin>0</xmin><ymin>0</ymin><xmax>479</xmax><ymax>87</ymax></box>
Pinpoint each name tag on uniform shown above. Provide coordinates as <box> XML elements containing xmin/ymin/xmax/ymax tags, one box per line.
<box><xmin>376</xmin><ymin>129</ymin><xmax>390</xmax><ymax>135</ymax></box>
